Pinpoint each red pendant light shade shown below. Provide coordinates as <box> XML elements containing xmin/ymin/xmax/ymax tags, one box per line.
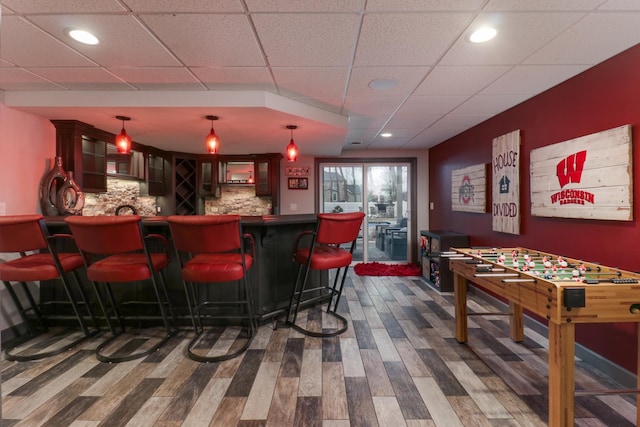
<box><xmin>205</xmin><ymin>115</ymin><xmax>220</xmax><ymax>154</ymax></box>
<box><xmin>115</xmin><ymin>116</ymin><xmax>132</xmax><ymax>154</ymax></box>
<box><xmin>286</xmin><ymin>125</ymin><xmax>298</xmax><ymax>162</ymax></box>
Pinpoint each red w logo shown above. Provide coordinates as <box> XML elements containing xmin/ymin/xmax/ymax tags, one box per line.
<box><xmin>556</xmin><ymin>150</ymin><xmax>586</xmax><ymax>188</ymax></box>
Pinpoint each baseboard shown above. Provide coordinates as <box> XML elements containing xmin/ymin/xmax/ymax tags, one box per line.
<box><xmin>471</xmin><ymin>286</ymin><xmax>637</xmax><ymax>389</ymax></box>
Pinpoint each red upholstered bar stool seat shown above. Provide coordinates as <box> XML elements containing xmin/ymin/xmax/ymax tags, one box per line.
<box><xmin>0</xmin><ymin>215</ymin><xmax>99</xmax><ymax>361</ymax></box>
<box><xmin>286</xmin><ymin>212</ymin><xmax>365</xmax><ymax>337</ymax></box>
<box><xmin>167</xmin><ymin>215</ymin><xmax>256</xmax><ymax>363</ymax></box>
<box><xmin>65</xmin><ymin>215</ymin><xmax>177</xmax><ymax>363</ymax></box>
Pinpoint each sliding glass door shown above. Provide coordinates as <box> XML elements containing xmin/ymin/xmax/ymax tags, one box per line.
<box><xmin>319</xmin><ymin>162</ymin><xmax>411</xmax><ymax>263</ymax></box>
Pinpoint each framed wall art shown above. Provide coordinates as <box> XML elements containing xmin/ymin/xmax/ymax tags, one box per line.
<box><xmin>288</xmin><ymin>177</ymin><xmax>308</xmax><ymax>189</ymax></box>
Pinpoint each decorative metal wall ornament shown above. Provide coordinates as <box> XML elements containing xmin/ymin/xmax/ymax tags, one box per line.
<box><xmin>39</xmin><ymin>157</ymin><xmax>68</xmax><ymax>216</ymax></box>
<box><xmin>56</xmin><ymin>171</ymin><xmax>85</xmax><ymax>216</ymax></box>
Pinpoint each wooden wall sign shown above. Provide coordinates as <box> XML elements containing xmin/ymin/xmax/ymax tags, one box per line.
<box><xmin>451</xmin><ymin>163</ymin><xmax>487</xmax><ymax>213</ymax></box>
<box><xmin>492</xmin><ymin>129</ymin><xmax>521</xmax><ymax>235</ymax></box>
<box><xmin>530</xmin><ymin>124</ymin><xmax>632</xmax><ymax>221</ymax></box>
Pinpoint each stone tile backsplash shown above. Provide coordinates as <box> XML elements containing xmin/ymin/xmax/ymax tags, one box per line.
<box><xmin>83</xmin><ymin>178</ymin><xmax>157</xmax><ymax>216</ymax></box>
<box><xmin>83</xmin><ymin>179</ymin><xmax>270</xmax><ymax>216</ymax></box>
<box><xmin>205</xmin><ymin>186</ymin><xmax>271</xmax><ymax>215</ymax></box>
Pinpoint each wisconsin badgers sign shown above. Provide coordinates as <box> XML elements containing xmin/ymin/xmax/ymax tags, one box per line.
<box><xmin>530</xmin><ymin>125</ymin><xmax>632</xmax><ymax>221</ymax></box>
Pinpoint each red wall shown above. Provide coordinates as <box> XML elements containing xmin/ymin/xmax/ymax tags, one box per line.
<box><xmin>429</xmin><ymin>43</ymin><xmax>640</xmax><ymax>373</ymax></box>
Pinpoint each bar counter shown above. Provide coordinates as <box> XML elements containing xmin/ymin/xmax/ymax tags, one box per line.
<box><xmin>43</xmin><ymin>214</ymin><xmax>325</xmax><ymax>325</ymax></box>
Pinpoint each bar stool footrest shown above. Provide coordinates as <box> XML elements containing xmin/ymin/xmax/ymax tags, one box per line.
<box><xmin>186</xmin><ymin>327</ymin><xmax>255</xmax><ymax>363</ymax></box>
<box><xmin>5</xmin><ymin>328</ymin><xmax>101</xmax><ymax>362</ymax></box>
<box><xmin>95</xmin><ymin>329</ymin><xmax>177</xmax><ymax>363</ymax></box>
<box><xmin>286</xmin><ymin>310</ymin><xmax>348</xmax><ymax>338</ymax></box>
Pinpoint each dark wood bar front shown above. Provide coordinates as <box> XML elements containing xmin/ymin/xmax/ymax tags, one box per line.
<box><xmin>42</xmin><ymin>214</ymin><xmax>326</xmax><ymax>326</ymax></box>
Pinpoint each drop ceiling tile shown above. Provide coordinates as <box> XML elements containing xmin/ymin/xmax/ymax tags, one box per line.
<box><xmin>30</xmin><ymin>67</ymin><xmax>136</xmax><ymax>90</ymax></box>
<box><xmin>440</xmin><ymin>12</ymin><xmax>586</xmax><ymax>66</ymax></box>
<box><xmin>142</xmin><ymin>14</ymin><xmax>265</xmax><ymax>67</ymax></box>
<box><xmin>273</xmin><ymin>67</ymin><xmax>349</xmax><ymax>99</ymax></box>
<box><xmin>524</xmin><ymin>12</ymin><xmax>640</xmax><ymax>65</ymax></box>
<box><xmin>123</xmin><ymin>0</ymin><xmax>243</xmax><ymax>12</ymax></box>
<box><xmin>252</xmin><ymin>14</ymin><xmax>359</xmax><ymax>67</ymax></box>
<box><xmin>191</xmin><ymin>67</ymin><xmax>276</xmax><ymax>91</ymax></box>
<box><xmin>355</xmin><ymin>13</ymin><xmax>473</xmax><ymax>66</ymax></box>
<box><xmin>347</xmin><ymin>114</ymin><xmax>389</xmax><ymax>130</ymax></box>
<box><xmin>30</xmin><ymin>14</ymin><xmax>181</xmax><ymax>67</ymax></box>
<box><xmin>414</xmin><ymin>65</ymin><xmax>511</xmax><ymax>96</ymax></box>
<box><xmin>0</xmin><ymin>68</ymin><xmax>67</xmax><ymax>90</ymax></box>
<box><xmin>246</xmin><ymin>0</ymin><xmax>362</xmax><ymax>12</ymax></box>
<box><xmin>366</xmin><ymin>0</ymin><xmax>485</xmax><ymax>11</ymax></box>
<box><xmin>399</xmin><ymin>95</ymin><xmax>468</xmax><ymax>115</ymax></box>
<box><xmin>108</xmin><ymin>67</ymin><xmax>205</xmax><ymax>90</ymax></box>
<box><xmin>451</xmin><ymin>93</ymin><xmax>532</xmax><ymax>115</ymax></box>
<box><xmin>290</xmin><ymin>97</ymin><xmax>343</xmax><ymax>114</ymax></box>
<box><xmin>598</xmin><ymin>0</ymin><xmax>640</xmax><ymax>10</ymax></box>
<box><xmin>480</xmin><ymin>64</ymin><xmax>591</xmax><ymax>95</ymax></box>
<box><xmin>484</xmin><ymin>0</ymin><xmax>602</xmax><ymax>11</ymax></box>
<box><xmin>343</xmin><ymin>96</ymin><xmax>405</xmax><ymax>116</ymax></box>
<box><xmin>1</xmin><ymin>16</ymin><xmax>97</xmax><ymax>67</ymax></box>
<box><xmin>385</xmin><ymin>114</ymin><xmax>442</xmax><ymax>129</ymax></box>
<box><xmin>347</xmin><ymin>66</ymin><xmax>429</xmax><ymax>97</ymax></box>
<box><xmin>2</xmin><ymin>0</ymin><xmax>126</xmax><ymax>13</ymax></box>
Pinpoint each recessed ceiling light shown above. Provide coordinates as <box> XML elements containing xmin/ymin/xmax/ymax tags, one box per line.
<box><xmin>67</xmin><ymin>29</ymin><xmax>99</xmax><ymax>45</ymax></box>
<box><xmin>380</xmin><ymin>133</ymin><xmax>392</xmax><ymax>138</ymax></box>
<box><xmin>469</xmin><ymin>27</ymin><xmax>497</xmax><ymax>43</ymax></box>
<box><xmin>368</xmin><ymin>78</ymin><xmax>398</xmax><ymax>91</ymax></box>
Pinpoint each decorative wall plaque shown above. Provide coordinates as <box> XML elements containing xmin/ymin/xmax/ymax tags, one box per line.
<box><xmin>530</xmin><ymin>124</ymin><xmax>632</xmax><ymax>221</ymax></box>
<box><xmin>451</xmin><ymin>163</ymin><xmax>487</xmax><ymax>213</ymax></box>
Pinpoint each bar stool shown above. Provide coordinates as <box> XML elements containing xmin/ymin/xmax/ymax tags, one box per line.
<box><xmin>65</xmin><ymin>215</ymin><xmax>176</xmax><ymax>363</ymax></box>
<box><xmin>167</xmin><ymin>215</ymin><xmax>256</xmax><ymax>363</ymax></box>
<box><xmin>286</xmin><ymin>212</ymin><xmax>365</xmax><ymax>337</ymax></box>
<box><xmin>0</xmin><ymin>215</ymin><xmax>99</xmax><ymax>361</ymax></box>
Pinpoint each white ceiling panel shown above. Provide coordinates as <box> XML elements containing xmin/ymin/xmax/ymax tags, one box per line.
<box><xmin>347</xmin><ymin>66</ymin><xmax>429</xmax><ymax>97</ymax></box>
<box><xmin>30</xmin><ymin>14</ymin><xmax>181</xmax><ymax>67</ymax></box>
<box><xmin>441</xmin><ymin>12</ymin><xmax>586</xmax><ymax>66</ymax></box>
<box><xmin>355</xmin><ymin>13</ymin><xmax>474</xmax><ymax>66</ymax></box>
<box><xmin>107</xmin><ymin>67</ymin><xmax>205</xmax><ymax>91</ymax></box>
<box><xmin>30</xmin><ymin>67</ymin><xmax>135</xmax><ymax>91</ymax></box>
<box><xmin>414</xmin><ymin>65</ymin><xmax>511</xmax><ymax>96</ymax></box>
<box><xmin>273</xmin><ymin>67</ymin><xmax>349</xmax><ymax>99</ymax></box>
<box><xmin>2</xmin><ymin>0</ymin><xmax>126</xmax><ymax>13</ymax></box>
<box><xmin>1</xmin><ymin>2</ymin><xmax>637</xmax><ymax>154</ymax></box>
<box><xmin>123</xmin><ymin>0</ymin><xmax>244</xmax><ymax>13</ymax></box>
<box><xmin>480</xmin><ymin>64</ymin><xmax>591</xmax><ymax>95</ymax></box>
<box><xmin>140</xmin><ymin>14</ymin><xmax>264</xmax><ymax>67</ymax></box>
<box><xmin>524</xmin><ymin>13</ymin><xmax>640</xmax><ymax>65</ymax></box>
<box><xmin>1</xmin><ymin>17</ymin><xmax>97</xmax><ymax>67</ymax></box>
<box><xmin>399</xmin><ymin>95</ymin><xmax>468</xmax><ymax>116</ymax></box>
<box><xmin>252</xmin><ymin>14</ymin><xmax>359</xmax><ymax>67</ymax></box>
<box><xmin>246</xmin><ymin>0</ymin><xmax>362</xmax><ymax>12</ymax></box>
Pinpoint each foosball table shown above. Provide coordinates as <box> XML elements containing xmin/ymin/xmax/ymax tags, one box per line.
<box><xmin>446</xmin><ymin>247</ymin><xmax>640</xmax><ymax>427</ymax></box>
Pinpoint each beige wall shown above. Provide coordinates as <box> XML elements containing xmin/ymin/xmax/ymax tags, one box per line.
<box><xmin>0</xmin><ymin>101</ymin><xmax>57</xmax><ymax>333</ymax></box>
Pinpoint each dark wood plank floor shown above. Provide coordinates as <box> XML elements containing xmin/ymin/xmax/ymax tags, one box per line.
<box><xmin>2</xmin><ymin>273</ymin><xmax>637</xmax><ymax>426</ymax></box>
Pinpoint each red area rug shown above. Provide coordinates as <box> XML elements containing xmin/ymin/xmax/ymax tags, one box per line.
<box><xmin>354</xmin><ymin>262</ymin><xmax>421</xmax><ymax>277</ymax></box>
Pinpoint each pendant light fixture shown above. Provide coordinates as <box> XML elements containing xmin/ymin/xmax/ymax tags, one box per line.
<box><xmin>115</xmin><ymin>116</ymin><xmax>132</xmax><ymax>154</ymax></box>
<box><xmin>205</xmin><ymin>115</ymin><xmax>220</xmax><ymax>154</ymax></box>
<box><xmin>286</xmin><ymin>125</ymin><xmax>298</xmax><ymax>162</ymax></box>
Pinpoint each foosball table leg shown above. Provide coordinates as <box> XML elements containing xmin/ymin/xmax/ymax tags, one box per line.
<box><xmin>454</xmin><ymin>273</ymin><xmax>468</xmax><ymax>343</ymax></box>
<box><xmin>510</xmin><ymin>302</ymin><xmax>525</xmax><ymax>342</ymax></box>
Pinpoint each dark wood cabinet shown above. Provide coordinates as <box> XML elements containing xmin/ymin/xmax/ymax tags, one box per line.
<box><xmin>420</xmin><ymin>230</ymin><xmax>468</xmax><ymax>292</ymax></box>
<box><xmin>147</xmin><ymin>153</ymin><xmax>165</xmax><ymax>196</ymax></box>
<box><xmin>254</xmin><ymin>154</ymin><xmax>281</xmax><ymax>198</ymax></box>
<box><xmin>52</xmin><ymin>120</ymin><xmax>111</xmax><ymax>193</ymax></box>
<box><xmin>197</xmin><ymin>157</ymin><xmax>218</xmax><ymax>196</ymax></box>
